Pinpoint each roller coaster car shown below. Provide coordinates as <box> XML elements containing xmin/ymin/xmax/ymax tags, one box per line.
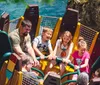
<box><xmin>31</xmin><ymin>57</ymin><xmax>80</xmax><ymax>85</ymax></box>
<box><xmin>0</xmin><ymin>3</ymin><xmax>100</xmax><ymax>85</ymax></box>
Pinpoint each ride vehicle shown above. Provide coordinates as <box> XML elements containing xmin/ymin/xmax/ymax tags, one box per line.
<box><xmin>0</xmin><ymin>4</ymin><xmax>100</xmax><ymax>85</ymax></box>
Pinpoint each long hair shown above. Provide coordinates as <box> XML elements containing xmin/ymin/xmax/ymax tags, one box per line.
<box><xmin>60</xmin><ymin>31</ymin><xmax>72</xmax><ymax>49</ymax></box>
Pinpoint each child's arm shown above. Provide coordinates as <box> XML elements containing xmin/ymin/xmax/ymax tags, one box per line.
<box><xmin>32</xmin><ymin>38</ymin><xmax>44</xmax><ymax>59</ymax></box>
<box><xmin>47</xmin><ymin>40</ymin><xmax>53</xmax><ymax>59</ymax></box>
<box><xmin>64</xmin><ymin>42</ymin><xmax>74</xmax><ymax>61</ymax></box>
<box><xmin>48</xmin><ymin>39</ymin><xmax>61</xmax><ymax>59</ymax></box>
<box><xmin>48</xmin><ymin>40</ymin><xmax>53</xmax><ymax>54</ymax></box>
<box><xmin>74</xmin><ymin>52</ymin><xmax>90</xmax><ymax>70</ymax></box>
<box><xmin>62</xmin><ymin>42</ymin><xmax>74</xmax><ymax>63</ymax></box>
<box><xmin>54</xmin><ymin>39</ymin><xmax>61</xmax><ymax>55</ymax></box>
<box><xmin>66</xmin><ymin>42</ymin><xmax>74</xmax><ymax>60</ymax></box>
<box><xmin>74</xmin><ymin>58</ymin><xmax>89</xmax><ymax>70</ymax></box>
<box><xmin>80</xmin><ymin>58</ymin><xmax>89</xmax><ymax>68</ymax></box>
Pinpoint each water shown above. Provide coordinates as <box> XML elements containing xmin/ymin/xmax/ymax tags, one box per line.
<box><xmin>0</xmin><ymin>0</ymin><xmax>68</xmax><ymax>20</ymax></box>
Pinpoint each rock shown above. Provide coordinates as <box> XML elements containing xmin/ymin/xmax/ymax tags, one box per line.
<box><xmin>68</xmin><ymin>0</ymin><xmax>100</xmax><ymax>31</ymax></box>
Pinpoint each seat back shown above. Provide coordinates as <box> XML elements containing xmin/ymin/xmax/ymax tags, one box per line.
<box><xmin>24</xmin><ymin>4</ymin><xmax>39</xmax><ymax>41</ymax></box>
<box><xmin>43</xmin><ymin>72</ymin><xmax>60</xmax><ymax>85</ymax></box>
<box><xmin>58</xmin><ymin>8</ymin><xmax>78</xmax><ymax>37</ymax></box>
<box><xmin>0</xmin><ymin>13</ymin><xmax>9</xmax><ymax>33</ymax></box>
<box><xmin>51</xmin><ymin>8</ymin><xmax>79</xmax><ymax>47</ymax></box>
<box><xmin>0</xmin><ymin>30</ymin><xmax>12</xmax><ymax>68</ymax></box>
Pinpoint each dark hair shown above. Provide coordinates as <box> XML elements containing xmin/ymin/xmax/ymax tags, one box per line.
<box><xmin>78</xmin><ymin>36</ymin><xmax>84</xmax><ymax>42</ymax></box>
<box><xmin>21</xmin><ymin>20</ymin><xmax>32</xmax><ymax>28</ymax></box>
<box><xmin>95</xmin><ymin>68</ymin><xmax>100</xmax><ymax>77</ymax></box>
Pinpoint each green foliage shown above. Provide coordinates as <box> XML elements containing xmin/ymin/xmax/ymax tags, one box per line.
<box><xmin>41</xmin><ymin>0</ymin><xmax>54</xmax><ymax>4</ymax></box>
<box><xmin>0</xmin><ymin>0</ymin><xmax>55</xmax><ymax>4</ymax></box>
<box><xmin>14</xmin><ymin>0</ymin><xmax>25</xmax><ymax>3</ymax></box>
<box><xmin>0</xmin><ymin>0</ymin><xmax>27</xmax><ymax>3</ymax></box>
<box><xmin>0</xmin><ymin>0</ymin><xmax>5</xmax><ymax>2</ymax></box>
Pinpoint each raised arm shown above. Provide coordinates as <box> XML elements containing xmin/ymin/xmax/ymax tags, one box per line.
<box><xmin>53</xmin><ymin>39</ymin><xmax>61</xmax><ymax>56</ymax></box>
<box><xmin>48</xmin><ymin>40</ymin><xmax>53</xmax><ymax>54</ymax></box>
<box><xmin>63</xmin><ymin>42</ymin><xmax>74</xmax><ymax>63</ymax></box>
<box><xmin>26</xmin><ymin>41</ymin><xmax>37</xmax><ymax>61</ymax></box>
<box><xmin>13</xmin><ymin>45</ymin><xmax>28</xmax><ymax>61</ymax></box>
<box><xmin>66</xmin><ymin>42</ymin><xmax>74</xmax><ymax>60</ymax></box>
<box><xmin>32</xmin><ymin>38</ymin><xmax>44</xmax><ymax>59</ymax></box>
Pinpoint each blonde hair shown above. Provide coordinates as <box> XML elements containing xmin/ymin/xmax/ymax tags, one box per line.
<box><xmin>42</xmin><ymin>27</ymin><xmax>53</xmax><ymax>33</ymax></box>
<box><xmin>78</xmin><ymin>40</ymin><xmax>87</xmax><ymax>50</ymax></box>
<box><xmin>78</xmin><ymin>36</ymin><xmax>84</xmax><ymax>42</ymax></box>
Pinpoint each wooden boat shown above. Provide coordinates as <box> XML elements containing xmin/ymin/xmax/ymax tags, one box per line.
<box><xmin>0</xmin><ymin>4</ymin><xmax>100</xmax><ymax>85</ymax></box>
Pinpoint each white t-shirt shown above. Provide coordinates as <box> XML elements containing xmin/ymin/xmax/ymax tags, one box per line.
<box><xmin>55</xmin><ymin>39</ymin><xmax>73</xmax><ymax>59</ymax></box>
<box><xmin>33</xmin><ymin>36</ymin><xmax>52</xmax><ymax>54</ymax></box>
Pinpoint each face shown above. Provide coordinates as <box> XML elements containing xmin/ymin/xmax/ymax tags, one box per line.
<box><xmin>95</xmin><ymin>71</ymin><xmax>99</xmax><ymax>77</ymax></box>
<box><xmin>42</xmin><ymin>31</ymin><xmax>52</xmax><ymax>41</ymax></box>
<box><xmin>79</xmin><ymin>48</ymin><xmax>86</xmax><ymax>55</ymax></box>
<box><xmin>62</xmin><ymin>33</ymin><xmax>71</xmax><ymax>43</ymax></box>
<box><xmin>22</xmin><ymin>25</ymin><xmax>31</xmax><ymax>36</ymax></box>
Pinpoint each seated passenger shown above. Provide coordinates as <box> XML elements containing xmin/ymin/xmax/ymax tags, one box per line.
<box><xmin>32</xmin><ymin>27</ymin><xmax>53</xmax><ymax>68</ymax></box>
<box><xmin>76</xmin><ymin>72</ymin><xmax>89</xmax><ymax>85</ymax></box>
<box><xmin>94</xmin><ymin>68</ymin><xmax>100</xmax><ymax>77</ymax></box>
<box><xmin>89</xmin><ymin>68</ymin><xmax>100</xmax><ymax>85</ymax></box>
<box><xmin>92</xmin><ymin>68</ymin><xmax>100</xmax><ymax>78</ymax></box>
<box><xmin>74</xmin><ymin>36</ymin><xmax>84</xmax><ymax>50</ymax></box>
<box><xmin>9</xmin><ymin>19</ymin><xmax>39</xmax><ymax>71</ymax></box>
<box><xmin>68</xmin><ymin>40</ymin><xmax>90</xmax><ymax>85</ymax></box>
<box><xmin>46</xmin><ymin>31</ymin><xmax>73</xmax><ymax>75</ymax></box>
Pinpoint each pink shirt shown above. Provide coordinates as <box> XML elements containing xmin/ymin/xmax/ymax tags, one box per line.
<box><xmin>72</xmin><ymin>50</ymin><xmax>90</xmax><ymax>73</ymax></box>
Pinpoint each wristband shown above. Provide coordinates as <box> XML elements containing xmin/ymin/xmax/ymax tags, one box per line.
<box><xmin>79</xmin><ymin>66</ymin><xmax>81</xmax><ymax>69</ymax></box>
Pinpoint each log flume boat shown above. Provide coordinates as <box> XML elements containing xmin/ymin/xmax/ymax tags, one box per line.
<box><xmin>0</xmin><ymin>4</ymin><xmax>100</xmax><ymax>85</ymax></box>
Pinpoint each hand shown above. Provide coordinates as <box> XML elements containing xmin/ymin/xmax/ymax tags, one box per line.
<box><xmin>21</xmin><ymin>56</ymin><xmax>29</xmax><ymax>61</ymax></box>
<box><xmin>62</xmin><ymin>59</ymin><xmax>71</xmax><ymax>63</ymax></box>
<box><xmin>62</xmin><ymin>59</ymin><xmax>66</xmax><ymax>63</ymax></box>
<box><xmin>66</xmin><ymin>60</ymin><xmax>71</xmax><ymax>63</ymax></box>
<box><xmin>48</xmin><ymin>53</ymin><xmax>56</xmax><ymax>60</ymax></box>
<box><xmin>52</xmin><ymin>56</ymin><xmax>57</xmax><ymax>60</ymax></box>
<box><xmin>40</xmin><ymin>55</ymin><xmax>45</xmax><ymax>59</ymax></box>
<box><xmin>33</xmin><ymin>59</ymin><xmax>40</xmax><ymax>67</ymax></box>
<box><xmin>74</xmin><ymin>65</ymin><xmax>80</xmax><ymax>70</ymax></box>
<box><xmin>47</xmin><ymin>55</ymin><xmax>54</xmax><ymax>60</ymax></box>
